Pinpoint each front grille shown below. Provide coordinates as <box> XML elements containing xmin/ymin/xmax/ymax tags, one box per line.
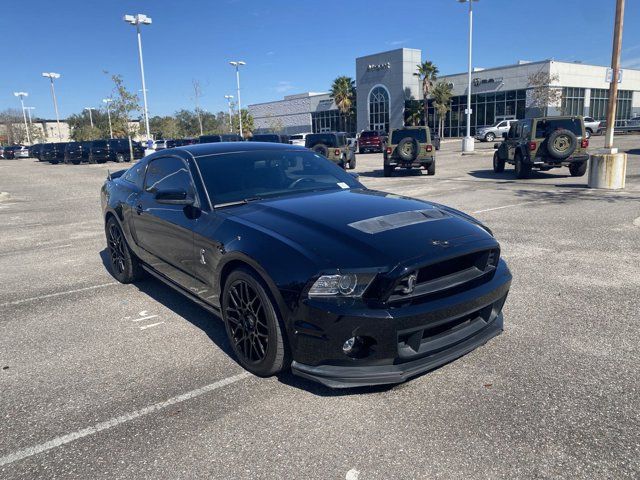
<box><xmin>386</xmin><ymin>248</ymin><xmax>499</xmax><ymax>304</ymax></box>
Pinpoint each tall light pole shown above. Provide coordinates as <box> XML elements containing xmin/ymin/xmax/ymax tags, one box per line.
<box><xmin>229</xmin><ymin>61</ymin><xmax>246</xmax><ymax>138</ymax></box>
<box><xmin>224</xmin><ymin>94</ymin><xmax>234</xmax><ymax>133</ymax></box>
<box><xmin>42</xmin><ymin>72</ymin><xmax>62</xmax><ymax>140</ymax></box>
<box><xmin>605</xmin><ymin>0</ymin><xmax>625</xmax><ymax>149</ymax></box>
<box><xmin>24</xmin><ymin>107</ymin><xmax>35</xmax><ymax>125</ymax></box>
<box><xmin>103</xmin><ymin>98</ymin><xmax>114</xmax><ymax>139</ymax></box>
<box><xmin>123</xmin><ymin>13</ymin><xmax>152</xmax><ymax>143</ymax></box>
<box><xmin>13</xmin><ymin>92</ymin><xmax>31</xmax><ymax>144</ymax></box>
<box><xmin>458</xmin><ymin>0</ymin><xmax>478</xmax><ymax>153</ymax></box>
<box><xmin>84</xmin><ymin>107</ymin><xmax>95</xmax><ymax>128</ymax></box>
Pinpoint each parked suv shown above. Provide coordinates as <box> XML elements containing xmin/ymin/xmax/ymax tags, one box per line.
<box><xmin>583</xmin><ymin>116</ymin><xmax>600</xmax><ymax>138</ymax></box>
<box><xmin>383</xmin><ymin>126</ymin><xmax>435</xmax><ymax>177</ymax></box>
<box><xmin>493</xmin><ymin>116</ymin><xmax>589</xmax><ymax>179</ymax></box>
<box><xmin>29</xmin><ymin>143</ymin><xmax>44</xmax><ymax>160</ymax></box>
<box><xmin>199</xmin><ymin>134</ymin><xmax>243</xmax><ymax>143</ymax></box>
<box><xmin>476</xmin><ymin>119</ymin><xmax>517</xmax><ymax>142</ymax></box>
<box><xmin>358</xmin><ymin>130</ymin><xmax>386</xmax><ymax>154</ymax></box>
<box><xmin>89</xmin><ymin>139</ymin><xmax>144</xmax><ymax>163</ymax></box>
<box><xmin>64</xmin><ymin>142</ymin><xmax>87</xmax><ymax>165</ymax></box>
<box><xmin>305</xmin><ymin>132</ymin><xmax>353</xmax><ymax>168</ymax></box>
<box><xmin>249</xmin><ymin>133</ymin><xmax>290</xmax><ymax>144</ymax></box>
<box><xmin>41</xmin><ymin>142</ymin><xmax>68</xmax><ymax>164</ymax></box>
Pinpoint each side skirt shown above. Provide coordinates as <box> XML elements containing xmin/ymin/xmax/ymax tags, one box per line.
<box><xmin>140</xmin><ymin>264</ymin><xmax>221</xmax><ymax>317</ymax></box>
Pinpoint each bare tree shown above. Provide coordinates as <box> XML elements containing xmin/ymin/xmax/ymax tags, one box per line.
<box><xmin>528</xmin><ymin>71</ymin><xmax>561</xmax><ymax>116</ymax></box>
<box><xmin>192</xmin><ymin>79</ymin><xmax>204</xmax><ymax>136</ymax></box>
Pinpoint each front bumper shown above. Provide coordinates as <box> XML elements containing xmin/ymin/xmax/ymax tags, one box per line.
<box><xmin>290</xmin><ymin>260</ymin><xmax>511</xmax><ymax>388</ymax></box>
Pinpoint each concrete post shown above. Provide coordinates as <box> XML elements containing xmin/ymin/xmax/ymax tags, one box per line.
<box><xmin>588</xmin><ymin>151</ymin><xmax>627</xmax><ymax>189</ymax></box>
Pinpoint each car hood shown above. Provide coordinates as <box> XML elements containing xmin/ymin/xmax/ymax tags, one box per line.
<box><xmin>225</xmin><ymin>189</ymin><xmax>497</xmax><ymax>271</ymax></box>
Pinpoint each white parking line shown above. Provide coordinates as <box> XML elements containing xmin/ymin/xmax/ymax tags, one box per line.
<box><xmin>0</xmin><ymin>283</ymin><xmax>118</xmax><ymax>308</ymax></box>
<box><xmin>472</xmin><ymin>202</ymin><xmax>530</xmax><ymax>214</ymax></box>
<box><xmin>139</xmin><ymin>321</ymin><xmax>164</xmax><ymax>330</ymax></box>
<box><xmin>0</xmin><ymin>372</ymin><xmax>251</xmax><ymax>467</ymax></box>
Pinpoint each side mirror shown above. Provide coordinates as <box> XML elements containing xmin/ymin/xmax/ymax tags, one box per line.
<box><xmin>154</xmin><ymin>189</ymin><xmax>194</xmax><ymax>205</ymax></box>
<box><xmin>502</xmin><ymin>132</ymin><xmax>508</xmax><ymax>139</ymax></box>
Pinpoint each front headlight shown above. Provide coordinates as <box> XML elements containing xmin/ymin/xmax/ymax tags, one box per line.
<box><xmin>308</xmin><ymin>272</ymin><xmax>376</xmax><ymax>298</ymax></box>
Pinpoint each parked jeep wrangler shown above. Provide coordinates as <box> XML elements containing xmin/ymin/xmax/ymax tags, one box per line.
<box><xmin>305</xmin><ymin>132</ymin><xmax>354</xmax><ymax>169</ymax></box>
<box><xmin>383</xmin><ymin>126</ymin><xmax>435</xmax><ymax>177</ymax></box>
<box><xmin>493</xmin><ymin>116</ymin><xmax>589</xmax><ymax>179</ymax></box>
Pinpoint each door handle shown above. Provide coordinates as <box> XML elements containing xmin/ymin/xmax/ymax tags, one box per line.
<box><xmin>135</xmin><ymin>204</ymin><xmax>143</xmax><ymax>215</ymax></box>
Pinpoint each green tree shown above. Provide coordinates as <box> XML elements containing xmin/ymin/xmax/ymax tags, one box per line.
<box><xmin>431</xmin><ymin>82</ymin><xmax>453</xmax><ymax>138</ymax></box>
<box><xmin>232</xmin><ymin>109</ymin><xmax>254</xmax><ymax>137</ymax></box>
<box><xmin>414</xmin><ymin>61</ymin><xmax>439</xmax><ymax>127</ymax></box>
<box><xmin>107</xmin><ymin>73</ymin><xmax>141</xmax><ymax>139</ymax></box>
<box><xmin>68</xmin><ymin>111</ymin><xmax>108</xmax><ymax>141</ymax></box>
<box><xmin>149</xmin><ymin>115</ymin><xmax>181</xmax><ymax>139</ymax></box>
<box><xmin>330</xmin><ymin>76</ymin><xmax>356</xmax><ymax>132</ymax></box>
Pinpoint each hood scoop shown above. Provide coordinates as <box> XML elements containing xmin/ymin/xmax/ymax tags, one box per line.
<box><xmin>348</xmin><ymin>209</ymin><xmax>449</xmax><ymax>234</ymax></box>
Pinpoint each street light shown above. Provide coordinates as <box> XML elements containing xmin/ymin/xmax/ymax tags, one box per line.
<box><xmin>84</xmin><ymin>107</ymin><xmax>95</xmax><ymax>128</ymax></box>
<box><xmin>229</xmin><ymin>61</ymin><xmax>246</xmax><ymax>138</ymax></box>
<box><xmin>13</xmin><ymin>91</ymin><xmax>31</xmax><ymax>144</ymax></box>
<box><xmin>24</xmin><ymin>107</ymin><xmax>35</xmax><ymax>125</ymax></box>
<box><xmin>224</xmin><ymin>94</ymin><xmax>234</xmax><ymax>133</ymax></box>
<box><xmin>103</xmin><ymin>98</ymin><xmax>114</xmax><ymax>139</ymax></box>
<box><xmin>458</xmin><ymin>0</ymin><xmax>478</xmax><ymax>153</ymax></box>
<box><xmin>42</xmin><ymin>72</ymin><xmax>62</xmax><ymax>140</ymax></box>
<box><xmin>123</xmin><ymin>13</ymin><xmax>152</xmax><ymax>143</ymax></box>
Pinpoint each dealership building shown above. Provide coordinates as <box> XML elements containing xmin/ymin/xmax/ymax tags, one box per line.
<box><xmin>249</xmin><ymin>48</ymin><xmax>640</xmax><ymax>137</ymax></box>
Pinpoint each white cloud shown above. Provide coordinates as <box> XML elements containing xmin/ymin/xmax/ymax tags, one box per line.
<box><xmin>387</xmin><ymin>39</ymin><xmax>408</xmax><ymax>46</ymax></box>
<box><xmin>275</xmin><ymin>81</ymin><xmax>293</xmax><ymax>93</ymax></box>
<box><xmin>266</xmin><ymin>51</ymin><xmax>275</xmax><ymax>56</ymax></box>
<box><xmin>621</xmin><ymin>56</ymin><xmax>640</xmax><ymax>68</ymax></box>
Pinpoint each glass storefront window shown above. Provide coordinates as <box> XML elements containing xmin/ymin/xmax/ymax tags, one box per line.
<box><xmin>369</xmin><ymin>86</ymin><xmax>390</xmax><ymax>132</ymax></box>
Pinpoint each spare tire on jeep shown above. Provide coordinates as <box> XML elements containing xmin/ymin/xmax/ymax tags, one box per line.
<box><xmin>312</xmin><ymin>144</ymin><xmax>329</xmax><ymax>157</ymax></box>
<box><xmin>397</xmin><ymin>137</ymin><xmax>419</xmax><ymax>163</ymax></box>
<box><xmin>546</xmin><ymin>129</ymin><xmax>577</xmax><ymax>160</ymax></box>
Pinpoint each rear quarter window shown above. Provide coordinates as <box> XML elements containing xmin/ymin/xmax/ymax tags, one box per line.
<box><xmin>535</xmin><ymin>119</ymin><xmax>583</xmax><ymax>138</ymax></box>
<box><xmin>305</xmin><ymin>134</ymin><xmax>337</xmax><ymax>148</ymax></box>
<box><xmin>391</xmin><ymin>129</ymin><xmax>428</xmax><ymax>144</ymax></box>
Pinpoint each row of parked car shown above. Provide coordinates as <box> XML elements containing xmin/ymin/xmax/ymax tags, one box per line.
<box><xmin>25</xmin><ymin>139</ymin><xmax>146</xmax><ymax>164</ymax></box>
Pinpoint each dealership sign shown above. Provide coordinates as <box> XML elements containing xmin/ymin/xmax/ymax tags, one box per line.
<box><xmin>367</xmin><ymin>62</ymin><xmax>391</xmax><ymax>72</ymax></box>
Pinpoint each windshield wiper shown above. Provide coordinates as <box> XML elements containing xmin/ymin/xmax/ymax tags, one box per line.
<box><xmin>215</xmin><ymin>196</ymin><xmax>262</xmax><ymax>208</ymax></box>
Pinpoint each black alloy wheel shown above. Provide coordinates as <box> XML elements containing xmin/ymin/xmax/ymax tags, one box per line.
<box><xmin>222</xmin><ymin>268</ymin><xmax>287</xmax><ymax>377</ymax></box>
<box><xmin>105</xmin><ymin>217</ymin><xmax>143</xmax><ymax>283</ymax></box>
<box><xmin>116</xmin><ymin>153</ymin><xmax>125</xmax><ymax>163</ymax></box>
<box><xmin>493</xmin><ymin>152</ymin><xmax>505</xmax><ymax>173</ymax></box>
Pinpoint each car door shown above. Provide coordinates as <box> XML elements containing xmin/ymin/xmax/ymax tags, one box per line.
<box><xmin>496</xmin><ymin>121</ymin><xmax>508</xmax><ymax>138</ymax></box>
<box><xmin>131</xmin><ymin>155</ymin><xmax>199</xmax><ymax>290</ymax></box>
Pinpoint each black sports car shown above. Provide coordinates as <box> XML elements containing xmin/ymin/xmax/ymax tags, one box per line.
<box><xmin>101</xmin><ymin>142</ymin><xmax>511</xmax><ymax>388</ymax></box>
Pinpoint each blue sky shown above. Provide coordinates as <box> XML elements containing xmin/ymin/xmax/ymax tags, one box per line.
<box><xmin>3</xmin><ymin>0</ymin><xmax>639</xmax><ymax>119</ymax></box>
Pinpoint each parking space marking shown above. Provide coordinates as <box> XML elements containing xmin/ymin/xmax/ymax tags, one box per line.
<box><xmin>0</xmin><ymin>372</ymin><xmax>251</xmax><ymax>467</ymax></box>
<box><xmin>472</xmin><ymin>202</ymin><xmax>530</xmax><ymax>214</ymax></box>
<box><xmin>0</xmin><ymin>283</ymin><xmax>118</xmax><ymax>308</ymax></box>
<box><xmin>139</xmin><ymin>321</ymin><xmax>165</xmax><ymax>330</ymax></box>
<box><xmin>0</xmin><ymin>243</ymin><xmax>73</xmax><ymax>257</ymax></box>
<box><xmin>131</xmin><ymin>311</ymin><xmax>159</xmax><ymax>322</ymax></box>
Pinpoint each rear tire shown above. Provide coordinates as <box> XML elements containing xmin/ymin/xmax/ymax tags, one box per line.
<box><xmin>115</xmin><ymin>153</ymin><xmax>125</xmax><ymax>163</ymax></box>
<box><xmin>485</xmin><ymin>132</ymin><xmax>495</xmax><ymax>142</ymax></box>
<box><xmin>514</xmin><ymin>154</ymin><xmax>532</xmax><ymax>179</ymax></box>
<box><xmin>105</xmin><ymin>217</ymin><xmax>144</xmax><ymax>284</ymax></box>
<box><xmin>569</xmin><ymin>161</ymin><xmax>587</xmax><ymax>177</ymax></box>
<box><xmin>585</xmin><ymin>129</ymin><xmax>592</xmax><ymax>139</ymax></box>
<box><xmin>222</xmin><ymin>268</ymin><xmax>288</xmax><ymax>377</ymax></box>
<box><xmin>426</xmin><ymin>160</ymin><xmax>436</xmax><ymax>176</ymax></box>
<box><xmin>383</xmin><ymin>165</ymin><xmax>394</xmax><ymax>177</ymax></box>
<box><xmin>348</xmin><ymin>156</ymin><xmax>356</xmax><ymax>170</ymax></box>
<box><xmin>493</xmin><ymin>152</ymin><xmax>505</xmax><ymax>173</ymax></box>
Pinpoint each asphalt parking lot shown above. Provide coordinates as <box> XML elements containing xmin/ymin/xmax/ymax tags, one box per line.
<box><xmin>1</xmin><ymin>136</ymin><xmax>639</xmax><ymax>479</ymax></box>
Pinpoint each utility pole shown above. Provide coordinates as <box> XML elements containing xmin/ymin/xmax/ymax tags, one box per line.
<box><xmin>224</xmin><ymin>95</ymin><xmax>234</xmax><ymax>133</ymax></box>
<box><xmin>604</xmin><ymin>0</ymin><xmax>624</xmax><ymax>149</ymax></box>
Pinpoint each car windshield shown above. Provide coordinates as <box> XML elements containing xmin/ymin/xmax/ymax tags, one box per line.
<box><xmin>196</xmin><ymin>149</ymin><xmax>360</xmax><ymax>206</ymax></box>
<box><xmin>391</xmin><ymin>129</ymin><xmax>427</xmax><ymax>144</ymax></box>
<box><xmin>535</xmin><ymin>119</ymin><xmax>583</xmax><ymax>138</ymax></box>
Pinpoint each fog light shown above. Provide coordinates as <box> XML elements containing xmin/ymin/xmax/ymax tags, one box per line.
<box><xmin>342</xmin><ymin>337</ymin><xmax>356</xmax><ymax>354</ymax></box>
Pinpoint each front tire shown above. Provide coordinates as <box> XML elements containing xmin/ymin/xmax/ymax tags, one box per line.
<box><xmin>115</xmin><ymin>153</ymin><xmax>125</xmax><ymax>163</ymax></box>
<box><xmin>426</xmin><ymin>160</ymin><xmax>436</xmax><ymax>176</ymax></box>
<box><xmin>514</xmin><ymin>154</ymin><xmax>532</xmax><ymax>179</ymax></box>
<box><xmin>585</xmin><ymin>129</ymin><xmax>592</xmax><ymax>139</ymax></box>
<box><xmin>569</xmin><ymin>161</ymin><xmax>587</xmax><ymax>177</ymax></box>
<box><xmin>493</xmin><ymin>152</ymin><xmax>505</xmax><ymax>173</ymax></box>
<box><xmin>485</xmin><ymin>133</ymin><xmax>495</xmax><ymax>142</ymax></box>
<box><xmin>105</xmin><ymin>217</ymin><xmax>144</xmax><ymax>283</ymax></box>
<box><xmin>348</xmin><ymin>155</ymin><xmax>356</xmax><ymax>170</ymax></box>
<box><xmin>222</xmin><ymin>268</ymin><xmax>288</xmax><ymax>377</ymax></box>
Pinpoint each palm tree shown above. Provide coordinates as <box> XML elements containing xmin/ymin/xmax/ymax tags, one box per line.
<box><xmin>413</xmin><ymin>61</ymin><xmax>439</xmax><ymax>127</ymax></box>
<box><xmin>431</xmin><ymin>81</ymin><xmax>453</xmax><ymax>138</ymax></box>
<box><xmin>330</xmin><ymin>76</ymin><xmax>356</xmax><ymax>132</ymax></box>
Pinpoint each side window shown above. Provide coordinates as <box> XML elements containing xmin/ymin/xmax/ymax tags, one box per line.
<box><xmin>521</xmin><ymin>121</ymin><xmax>531</xmax><ymax>138</ymax></box>
<box><xmin>144</xmin><ymin>157</ymin><xmax>194</xmax><ymax>194</ymax></box>
<box><xmin>507</xmin><ymin>124</ymin><xmax>517</xmax><ymax>139</ymax></box>
<box><xmin>123</xmin><ymin>162</ymin><xmax>147</xmax><ymax>188</ymax></box>
<box><xmin>498</xmin><ymin>121</ymin><xmax>507</xmax><ymax>128</ymax></box>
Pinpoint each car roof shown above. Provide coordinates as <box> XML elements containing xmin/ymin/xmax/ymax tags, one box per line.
<box><xmin>173</xmin><ymin>141</ymin><xmax>306</xmax><ymax>158</ymax></box>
